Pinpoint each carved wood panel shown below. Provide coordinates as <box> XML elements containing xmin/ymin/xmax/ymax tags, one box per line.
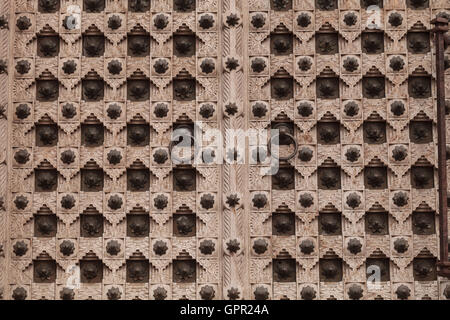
<box><xmin>0</xmin><ymin>0</ymin><xmax>449</xmax><ymax>300</ymax></box>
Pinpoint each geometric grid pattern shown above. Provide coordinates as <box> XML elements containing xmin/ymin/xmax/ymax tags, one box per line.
<box><xmin>0</xmin><ymin>0</ymin><xmax>449</xmax><ymax>300</ymax></box>
<box><xmin>8</xmin><ymin>0</ymin><xmax>221</xmax><ymax>300</ymax></box>
<box><xmin>247</xmin><ymin>0</ymin><xmax>450</xmax><ymax>300</ymax></box>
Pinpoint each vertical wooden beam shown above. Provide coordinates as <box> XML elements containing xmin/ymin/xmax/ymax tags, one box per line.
<box><xmin>0</xmin><ymin>0</ymin><xmax>12</xmax><ymax>300</ymax></box>
<box><xmin>221</xmin><ymin>0</ymin><xmax>249</xmax><ymax>299</ymax></box>
<box><xmin>431</xmin><ymin>17</ymin><xmax>450</xmax><ymax>278</ymax></box>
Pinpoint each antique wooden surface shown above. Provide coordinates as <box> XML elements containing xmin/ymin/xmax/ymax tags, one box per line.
<box><xmin>0</xmin><ymin>0</ymin><xmax>449</xmax><ymax>300</ymax></box>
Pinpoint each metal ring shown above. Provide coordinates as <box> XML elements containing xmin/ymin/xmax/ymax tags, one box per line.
<box><xmin>169</xmin><ymin>134</ymin><xmax>197</xmax><ymax>163</ymax></box>
<box><xmin>268</xmin><ymin>132</ymin><xmax>298</xmax><ymax>161</ymax></box>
